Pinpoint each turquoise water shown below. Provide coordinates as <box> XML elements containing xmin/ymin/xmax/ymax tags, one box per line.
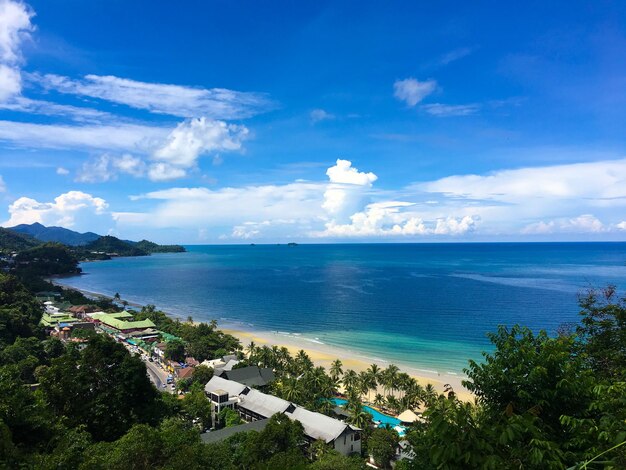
<box><xmin>331</xmin><ymin>398</ymin><xmax>402</xmax><ymax>428</ymax></box>
<box><xmin>56</xmin><ymin>243</ymin><xmax>626</xmax><ymax>374</ymax></box>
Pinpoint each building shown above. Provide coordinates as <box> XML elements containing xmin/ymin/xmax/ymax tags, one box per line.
<box><xmin>86</xmin><ymin>312</ymin><xmax>155</xmax><ymax>334</ymax></box>
<box><xmin>205</xmin><ymin>376</ymin><xmax>361</xmax><ymax>456</ymax></box>
<box><xmin>214</xmin><ymin>365</ymin><xmax>275</xmax><ymax>388</ymax></box>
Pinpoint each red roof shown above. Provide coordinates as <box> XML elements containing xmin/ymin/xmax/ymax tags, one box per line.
<box><xmin>177</xmin><ymin>367</ymin><xmax>195</xmax><ymax>379</ymax></box>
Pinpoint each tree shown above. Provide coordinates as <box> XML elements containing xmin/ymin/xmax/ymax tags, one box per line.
<box><xmin>368</xmin><ymin>428</ymin><xmax>399</xmax><ymax>469</ymax></box>
<box><xmin>38</xmin><ymin>334</ymin><xmax>163</xmax><ymax>441</ymax></box>
<box><xmin>218</xmin><ymin>407</ymin><xmax>243</xmax><ymax>428</ymax></box>
<box><xmin>183</xmin><ymin>386</ymin><xmax>213</xmax><ymax>430</ymax></box>
<box><xmin>330</xmin><ymin>359</ymin><xmax>343</xmax><ymax>381</ymax></box>
<box><xmin>576</xmin><ymin>286</ymin><xmax>626</xmax><ymax>379</ymax></box>
<box><xmin>165</xmin><ymin>339</ymin><xmax>186</xmax><ymax>362</ymax></box>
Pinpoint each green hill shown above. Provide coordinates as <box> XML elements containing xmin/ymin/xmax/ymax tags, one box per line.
<box><xmin>84</xmin><ymin>236</ymin><xmax>148</xmax><ymax>257</ymax></box>
<box><xmin>134</xmin><ymin>239</ymin><xmax>186</xmax><ymax>254</ymax></box>
<box><xmin>0</xmin><ymin>227</ymin><xmax>41</xmax><ymax>253</ymax></box>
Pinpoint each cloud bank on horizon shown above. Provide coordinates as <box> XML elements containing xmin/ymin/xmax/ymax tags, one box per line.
<box><xmin>0</xmin><ymin>0</ymin><xmax>625</xmax><ymax>243</ymax></box>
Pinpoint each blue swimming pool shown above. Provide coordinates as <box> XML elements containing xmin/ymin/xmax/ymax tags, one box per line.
<box><xmin>331</xmin><ymin>398</ymin><xmax>404</xmax><ymax>430</ymax></box>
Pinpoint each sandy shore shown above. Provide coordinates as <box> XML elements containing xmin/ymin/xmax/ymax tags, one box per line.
<box><xmin>50</xmin><ymin>277</ymin><xmax>473</xmax><ymax>401</ymax></box>
<box><xmin>221</xmin><ymin>327</ymin><xmax>473</xmax><ymax>402</ymax></box>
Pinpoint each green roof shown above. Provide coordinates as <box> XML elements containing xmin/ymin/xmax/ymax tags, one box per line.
<box><xmin>159</xmin><ymin>332</ymin><xmax>182</xmax><ymax>342</ymax></box>
<box><xmin>97</xmin><ymin>314</ymin><xmax>155</xmax><ymax>331</ymax></box>
<box><xmin>89</xmin><ymin>311</ymin><xmax>133</xmax><ymax>320</ymax></box>
<box><xmin>40</xmin><ymin>312</ymin><xmax>80</xmax><ymax>327</ymax></box>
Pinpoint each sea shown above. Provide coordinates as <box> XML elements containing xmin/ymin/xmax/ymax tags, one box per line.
<box><xmin>56</xmin><ymin>243</ymin><xmax>626</xmax><ymax>376</ymax></box>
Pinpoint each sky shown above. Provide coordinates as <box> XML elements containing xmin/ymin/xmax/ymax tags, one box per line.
<box><xmin>0</xmin><ymin>0</ymin><xmax>625</xmax><ymax>243</ymax></box>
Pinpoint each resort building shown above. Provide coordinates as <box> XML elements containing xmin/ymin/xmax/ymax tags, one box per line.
<box><xmin>214</xmin><ymin>365</ymin><xmax>275</xmax><ymax>388</ymax></box>
<box><xmin>86</xmin><ymin>311</ymin><xmax>156</xmax><ymax>334</ymax></box>
<box><xmin>205</xmin><ymin>376</ymin><xmax>361</xmax><ymax>456</ymax></box>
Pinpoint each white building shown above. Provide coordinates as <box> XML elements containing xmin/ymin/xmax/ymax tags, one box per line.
<box><xmin>205</xmin><ymin>376</ymin><xmax>361</xmax><ymax>456</ymax></box>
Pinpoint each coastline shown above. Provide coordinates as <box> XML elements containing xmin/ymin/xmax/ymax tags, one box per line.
<box><xmin>220</xmin><ymin>326</ymin><xmax>473</xmax><ymax>402</ymax></box>
<box><xmin>51</xmin><ymin>277</ymin><xmax>473</xmax><ymax>401</ymax></box>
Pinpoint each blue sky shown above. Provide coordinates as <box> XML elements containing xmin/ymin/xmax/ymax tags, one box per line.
<box><xmin>1</xmin><ymin>0</ymin><xmax>625</xmax><ymax>243</ymax></box>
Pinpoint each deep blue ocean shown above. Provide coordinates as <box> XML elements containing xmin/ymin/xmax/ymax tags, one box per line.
<box><xmin>57</xmin><ymin>243</ymin><xmax>626</xmax><ymax>374</ymax></box>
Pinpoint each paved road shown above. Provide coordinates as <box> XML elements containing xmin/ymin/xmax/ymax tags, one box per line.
<box><xmin>144</xmin><ymin>359</ymin><xmax>174</xmax><ymax>393</ymax></box>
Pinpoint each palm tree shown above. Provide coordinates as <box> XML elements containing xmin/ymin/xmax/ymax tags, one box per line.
<box><xmin>282</xmin><ymin>377</ymin><xmax>301</xmax><ymax>402</ymax></box>
<box><xmin>374</xmin><ymin>393</ymin><xmax>386</xmax><ymax>410</ymax></box>
<box><xmin>350</xmin><ymin>410</ymin><xmax>373</xmax><ymax>430</ymax></box>
<box><xmin>330</xmin><ymin>359</ymin><xmax>343</xmax><ymax>381</ymax></box>
<box><xmin>246</xmin><ymin>341</ymin><xmax>256</xmax><ymax>359</ymax></box>
<box><xmin>342</xmin><ymin>369</ymin><xmax>358</xmax><ymax>394</ymax></box>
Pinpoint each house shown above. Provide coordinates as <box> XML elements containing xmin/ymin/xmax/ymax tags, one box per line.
<box><xmin>177</xmin><ymin>366</ymin><xmax>195</xmax><ymax>380</ymax></box>
<box><xmin>205</xmin><ymin>376</ymin><xmax>361</xmax><ymax>456</ymax></box>
<box><xmin>185</xmin><ymin>357</ymin><xmax>200</xmax><ymax>367</ymax></box>
<box><xmin>215</xmin><ymin>365</ymin><xmax>275</xmax><ymax>388</ymax></box>
<box><xmin>153</xmin><ymin>342</ymin><xmax>167</xmax><ymax>363</ymax></box>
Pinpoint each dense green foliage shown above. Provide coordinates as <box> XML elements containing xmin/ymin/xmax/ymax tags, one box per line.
<box><xmin>0</xmin><ymin>227</ymin><xmax>40</xmax><ymax>253</ymax></box>
<box><xmin>14</xmin><ymin>243</ymin><xmax>81</xmax><ymax>277</ymax></box>
<box><xmin>135</xmin><ymin>305</ymin><xmax>241</xmax><ymax>361</ymax></box>
<box><xmin>134</xmin><ymin>239</ymin><xmax>186</xmax><ymax>253</ymax></box>
<box><xmin>0</xmin><ymin>273</ymin><xmax>44</xmax><ymax>347</ymax></box>
<box><xmin>85</xmin><ymin>235</ymin><xmax>149</xmax><ymax>257</ymax></box>
<box><xmin>400</xmin><ymin>287</ymin><xmax>626</xmax><ymax>470</ymax></box>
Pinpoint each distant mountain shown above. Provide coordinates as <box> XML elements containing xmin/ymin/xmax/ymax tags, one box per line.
<box><xmin>0</xmin><ymin>227</ymin><xmax>41</xmax><ymax>253</ymax></box>
<box><xmin>10</xmin><ymin>222</ymin><xmax>100</xmax><ymax>246</ymax></box>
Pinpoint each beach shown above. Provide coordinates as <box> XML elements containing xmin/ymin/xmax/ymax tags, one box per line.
<box><xmin>221</xmin><ymin>326</ymin><xmax>474</xmax><ymax>402</ymax></box>
<box><xmin>50</xmin><ymin>278</ymin><xmax>473</xmax><ymax>400</ymax></box>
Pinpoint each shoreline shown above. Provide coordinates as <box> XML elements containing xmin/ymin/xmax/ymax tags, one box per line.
<box><xmin>51</xmin><ymin>277</ymin><xmax>474</xmax><ymax>401</ymax></box>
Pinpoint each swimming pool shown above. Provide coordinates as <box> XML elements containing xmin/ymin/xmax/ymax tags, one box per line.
<box><xmin>331</xmin><ymin>398</ymin><xmax>405</xmax><ymax>435</ymax></box>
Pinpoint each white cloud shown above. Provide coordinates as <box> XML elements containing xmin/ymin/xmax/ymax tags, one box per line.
<box><xmin>310</xmin><ymin>108</ymin><xmax>334</xmax><ymax>123</ymax></box>
<box><xmin>393</xmin><ymin>78</ymin><xmax>437</xmax><ymax>106</ymax></box>
<box><xmin>0</xmin><ymin>174</ymin><xmax>5</xmax><ymax>191</ymax></box>
<box><xmin>75</xmin><ymin>153</ymin><xmax>147</xmax><ymax>183</ymax></box>
<box><xmin>617</xmin><ymin>221</ymin><xmax>626</xmax><ymax>231</ymax></box>
<box><xmin>0</xmin><ymin>0</ymin><xmax>33</xmax><ymax>64</ymax></box>
<box><xmin>4</xmin><ymin>190</ymin><xmax>109</xmax><ymax>229</ymax></box>
<box><xmin>317</xmin><ymin>201</ymin><xmax>478</xmax><ymax>237</ymax></box>
<box><xmin>0</xmin><ymin>0</ymin><xmax>33</xmax><ymax>102</ymax></box>
<box><xmin>417</xmin><ymin>159</ymin><xmax>626</xmax><ymax>203</ymax></box>
<box><xmin>31</xmin><ymin>73</ymin><xmax>275</xmax><ymax>119</ymax></box>
<box><xmin>0</xmin><ymin>120</ymin><xmax>166</xmax><ymax>151</ymax></box>
<box><xmin>147</xmin><ymin>163</ymin><xmax>187</xmax><ymax>182</ymax></box>
<box><xmin>56</xmin><ymin>167</ymin><xmax>69</xmax><ymax>175</ymax></box>
<box><xmin>0</xmin><ymin>96</ymin><xmax>113</xmax><ymax>121</ymax></box>
<box><xmin>0</xmin><ymin>63</ymin><xmax>20</xmax><ymax>100</ymax></box>
<box><xmin>153</xmin><ymin>117</ymin><xmax>248</xmax><ymax>168</ymax></box>
<box><xmin>522</xmin><ymin>215</ymin><xmax>606</xmax><ymax>234</ymax></box>
<box><xmin>422</xmin><ymin>103</ymin><xmax>479</xmax><ymax>117</ymax></box>
<box><xmin>322</xmin><ymin>159</ymin><xmax>378</xmax><ymax>218</ymax></box>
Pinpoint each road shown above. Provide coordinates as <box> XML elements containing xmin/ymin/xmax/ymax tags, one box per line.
<box><xmin>144</xmin><ymin>358</ymin><xmax>175</xmax><ymax>393</ymax></box>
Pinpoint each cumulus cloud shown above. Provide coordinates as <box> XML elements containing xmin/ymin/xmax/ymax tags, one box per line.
<box><xmin>4</xmin><ymin>190</ymin><xmax>109</xmax><ymax>230</ymax></box>
<box><xmin>310</xmin><ymin>108</ymin><xmax>334</xmax><ymax>123</ymax></box>
<box><xmin>75</xmin><ymin>154</ymin><xmax>147</xmax><ymax>183</ymax></box>
<box><xmin>56</xmin><ymin>167</ymin><xmax>69</xmax><ymax>175</ymax></box>
<box><xmin>0</xmin><ymin>0</ymin><xmax>34</xmax><ymax>102</ymax></box>
<box><xmin>322</xmin><ymin>159</ymin><xmax>378</xmax><ymax>218</ymax></box>
<box><xmin>617</xmin><ymin>221</ymin><xmax>626</xmax><ymax>231</ymax></box>
<box><xmin>0</xmin><ymin>117</ymin><xmax>248</xmax><ymax>181</ymax></box>
<box><xmin>422</xmin><ymin>103</ymin><xmax>479</xmax><ymax>117</ymax></box>
<box><xmin>153</xmin><ymin>117</ymin><xmax>248</xmax><ymax>168</ymax></box>
<box><xmin>318</xmin><ymin>201</ymin><xmax>478</xmax><ymax>237</ymax></box>
<box><xmin>393</xmin><ymin>78</ymin><xmax>437</xmax><ymax>106</ymax></box>
<box><xmin>31</xmin><ymin>73</ymin><xmax>275</xmax><ymax>119</ymax></box>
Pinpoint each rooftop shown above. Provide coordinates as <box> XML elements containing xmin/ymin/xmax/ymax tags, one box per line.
<box><xmin>200</xmin><ymin>419</ymin><xmax>270</xmax><ymax>444</ymax></box>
